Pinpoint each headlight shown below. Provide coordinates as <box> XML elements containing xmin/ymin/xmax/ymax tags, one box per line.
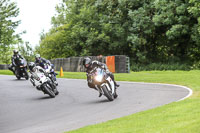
<box><xmin>36</xmin><ymin>77</ymin><xmax>40</xmax><ymax>81</ymax></box>
<box><xmin>95</xmin><ymin>75</ymin><xmax>103</xmax><ymax>82</ymax></box>
<box><xmin>20</xmin><ymin>66</ymin><xmax>24</xmax><ymax>68</ymax></box>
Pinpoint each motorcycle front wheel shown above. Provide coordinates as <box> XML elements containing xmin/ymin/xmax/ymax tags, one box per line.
<box><xmin>15</xmin><ymin>70</ymin><xmax>21</xmax><ymax>80</ymax></box>
<box><xmin>52</xmin><ymin>83</ymin><xmax>59</xmax><ymax>95</ymax></box>
<box><xmin>24</xmin><ymin>70</ymin><xmax>29</xmax><ymax>80</ymax></box>
<box><xmin>102</xmin><ymin>85</ymin><xmax>114</xmax><ymax>101</ymax></box>
<box><xmin>43</xmin><ymin>84</ymin><xmax>55</xmax><ymax>98</ymax></box>
<box><xmin>16</xmin><ymin>76</ymin><xmax>21</xmax><ymax>80</ymax></box>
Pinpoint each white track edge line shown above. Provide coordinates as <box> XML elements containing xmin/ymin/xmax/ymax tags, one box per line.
<box><xmin>48</xmin><ymin>77</ymin><xmax>194</xmax><ymax>101</ymax></box>
<box><xmin>118</xmin><ymin>81</ymin><xmax>193</xmax><ymax>102</ymax></box>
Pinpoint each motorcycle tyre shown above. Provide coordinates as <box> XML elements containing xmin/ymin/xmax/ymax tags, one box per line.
<box><xmin>114</xmin><ymin>91</ymin><xmax>118</xmax><ymax>99</ymax></box>
<box><xmin>43</xmin><ymin>85</ymin><xmax>55</xmax><ymax>98</ymax></box>
<box><xmin>25</xmin><ymin>71</ymin><xmax>29</xmax><ymax>80</ymax></box>
<box><xmin>52</xmin><ymin>83</ymin><xmax>59</xmax><ymax>95</ymax></box>
<box><xmin>16</xmin><ymin>75</ymin><xmax>21</xmax><ymax>80</ymax></box>
<box><xmin>102</xmin><ymin>85</ymin><xmax>114</xmax><ymax>101</ymax></box>
<box><xmin>15</xmin><ymin>70</ymin><xmax>21</xmax><ymax>80</ymax></box>
<box><xmin>54</xmin><ymin>89</ymin><xmax>59</xmax><ymax>95</ymax></box>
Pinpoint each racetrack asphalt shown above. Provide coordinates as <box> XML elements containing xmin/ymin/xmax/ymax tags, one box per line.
<box><xmin>0</xmin><ymin>75</ymin><xmax>191</xmax><ymax>133</ymax></box>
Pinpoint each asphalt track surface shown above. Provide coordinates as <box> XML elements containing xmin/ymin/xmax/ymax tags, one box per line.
<box><xmin>0</xmin><ymin>75</ymin><xmax>191</xmax><ymax>133</ymax></box>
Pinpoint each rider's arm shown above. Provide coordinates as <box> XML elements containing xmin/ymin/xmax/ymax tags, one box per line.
<box><xmin>95</xmin><ymin>61</ymin><xmax>107</xmax><ymax>70</ymax></box>
<box><xmin>41</xmin><ymin>58</ymin><xmax>49</xmax><ymax>64</ymax></box>
<box><xmin>11</xmin><ymin>57</ymin><xmax>16</xmax><ymax>66</ymax></box>
<box><xmin>19</xmin><ymin>55</ymin><xmax>24</xmax><ymax>59</ymax></box>
<box><xmin>86</xmin><ymin>68</ymin><xmax>93</xmax><ymax>82</ymax></box>
<box><xmin>86</xmin><ymin>73</ymin><xmax>93</xmax><ymax>83</ymax></box>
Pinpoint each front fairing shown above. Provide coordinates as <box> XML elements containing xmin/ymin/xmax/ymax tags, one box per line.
<box><xmin>91</xmin><ymin>68</ymin><xmax>105</xmax><ymax>85</ymax></box>
<box><xmin>17</xmin><ymin>59</ymin><xmax>27</xmax><ymax>69</ymax></box>
<box><xmin>32</xmin><ymin>71</ymin><xmax>48</xmax><ymax>86</ymax></box>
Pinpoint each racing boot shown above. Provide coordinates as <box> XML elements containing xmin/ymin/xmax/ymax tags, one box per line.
<box><xmin>95</xmin><ymin>86</ymin><xmax>102</xmax><ymax>97</ymax></box>
<box><xmin>114</xmin><ymin>81</ymin><xmax>120</xmax><ymax>88</ymax></box>
<box><xmin>99</xmin><ymin>92</ymin><xmax>102</xmax><ymax>97</ymax></box>
<box><xmin>54</xmin><ymin>81</ymin><xmax>58</xmax><ymax>86</ymax></box>
<box><xmin>114</xmin><ymin>88</ymin><xmax>118</xmax><ymax>99</ymax></box>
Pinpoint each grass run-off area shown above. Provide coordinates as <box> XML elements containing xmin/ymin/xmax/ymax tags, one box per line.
<box><xmin>0</xmin><ymin>70</ymin><xmax>200</xmax><ymax>133</ymax></box>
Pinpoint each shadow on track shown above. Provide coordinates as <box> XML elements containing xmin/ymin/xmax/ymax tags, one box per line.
<box><xmin>31</xmin><ymin>96</ymin><xmax>53</xmax><ymax>100</ymax></box>
<box><xmin>85</xmin><ymin>99</ymin><xmax>113</xmax><ymax>104</ymax></box>
<box><xmin>11</xmin><ymin>78</ymin><xmax>27</xmax><ymax>81</ymax></box>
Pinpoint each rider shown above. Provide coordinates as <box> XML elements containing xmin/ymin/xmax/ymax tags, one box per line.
<box><xmin>35</xmin><ymin>54</ymin><xmax>58</xmax><ymax>85</ymax></box>
<box><xmin>8</xmin><ymin>50</ymin><xmax>24</xmax><ymax>74</ymax></box>
<box><xmin>35</xmin><ymin>54</ymin><xmax>50</xmax><ymax>69</ymax></box>
<box><xmin>83</xmin><ymin>57</ymin><xmax>119</xmax><ymax>97</ymax></box>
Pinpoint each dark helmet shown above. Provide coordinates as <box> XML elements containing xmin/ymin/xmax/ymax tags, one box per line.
<box><xmin>35</xmin><ymin>54</ymin><xmax>41</xmax><ymax>61</ymax></box>
<box><xmin>28</xmin><ymin>62</ymin><xmax>36</xmax><ymax>72</ymax></box>
<box><xmin>13</xmin><ymin>50</ymin><xmax>19</xmax><ymax>55</ymax></box>
<box><xmin>83</xmin><ymin>57</ymin><xmax>91</xmax><ymax>68</ymax></box>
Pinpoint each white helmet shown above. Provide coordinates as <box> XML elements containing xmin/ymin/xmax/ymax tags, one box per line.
<box><xmin>35</xmin><ymin>54</ymin><xmax>40</xmax><ymax>58</ymax></box>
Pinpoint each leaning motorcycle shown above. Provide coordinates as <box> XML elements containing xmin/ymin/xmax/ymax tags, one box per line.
<box><xmin>44</xmin><ymin>63</ymin><xmax>58</xmax><ymax>86</ymax></box>
<box><xmin>30</xmin><ymin>66</ymin><xmax>59</xmax><ymax>98</ymax></box>
<box><xmin>89</xmin><ymin>67</ymin><xmax>118</xmax><ymax>101</ymax></box>
<box><xmin>15</xmin><ymin>58</ymin><xmax>29</xmax><ymax>80</ymax></box>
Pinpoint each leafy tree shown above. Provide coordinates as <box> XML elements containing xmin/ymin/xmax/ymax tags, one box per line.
<box><xmin>0</xmin><ymin>0</ymin><xmax>21</xmax><ymax>64</ymax></box>
<box><xmin>188</xmin><ymin>0</ymin><xmax>200</xmax><ymax>63</ymax></box>
<box><xmin>18</xmin><ymin>42</ymin><xmax>34</xmax><ymax>62</ymax></box>
<box><xmin>39</xmin><ymin>0</ymin><xmax>200</xmax><ymax>69</ymax></box>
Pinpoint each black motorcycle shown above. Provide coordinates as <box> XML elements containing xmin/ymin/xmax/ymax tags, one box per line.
<box><xmin>15</xmin><ymin>59</ymin><xmax>29</xmax><ymax>80</ymax></box>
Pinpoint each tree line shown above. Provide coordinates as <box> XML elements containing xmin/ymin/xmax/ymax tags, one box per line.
<box><xmin>0</xmin><ymin>0</ymin><xmax>34</xmax><ymax>64</ymax></box>
<box><xmin>38</xmin><ymin>0</ymin><xmax>200</xmax><ymax>70</ymax></box>
<box><xmin>1</xmin><ymin>0</ymin><xmax>200</xmax><ymax>70</ymax></box>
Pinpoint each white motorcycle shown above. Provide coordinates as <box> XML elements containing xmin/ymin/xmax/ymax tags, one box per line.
<box><xmin>30</xmin><ymin>66</ymin><xmax>58</xmax><ymax>98</ymax></box>
<box><xmin>89</xmin><ymin>67</ymin><xmax>118</xmax><ymax>101</ymax></box>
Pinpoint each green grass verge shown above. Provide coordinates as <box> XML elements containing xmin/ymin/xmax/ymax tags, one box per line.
<box><xmin>1</xmin><ymin>70</ymin><xmax>200</xmax><ymax>133</ymax></box>
<box><xmin>0</xmin><ymin>70</ymin><xmax>13</xmax><ymax>75</ymax></box>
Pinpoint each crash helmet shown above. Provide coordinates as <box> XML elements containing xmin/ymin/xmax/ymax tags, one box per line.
<box><xmin>28</xmin><ymin>62</ymin><xmax>36</xmax><ymax>72</ymax></box>
<box><xmin>83</xmin><ymin>57</ymin><xmax>91</xmax><ymax>68</ymax></box>
<box><xmin>13</xmin><ymin>50</ymin><xmax>19</xmax><ymax>55</ymax></box>
<box><xmin>35</xmin><ymin>54</ymin><xmax>41</xmax><ymax>61</ymax></box>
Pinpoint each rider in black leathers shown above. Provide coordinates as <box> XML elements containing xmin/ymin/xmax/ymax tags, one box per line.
<box><xmin>8</xmin><ymin>50</ymin><xmax>24</xmax><ymax>74</ymax></box>
<box><xmin>83</xmin><ymin>57</ymin><xmax>119</xmax><ymax>97</ymax></box>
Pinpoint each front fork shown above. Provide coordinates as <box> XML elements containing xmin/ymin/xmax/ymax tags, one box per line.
<box><xmin>95</xmin><ymin>83</ymin><xmax>112</xmax><ymax>95</ymax></box>
<box><xmin>30</xmin><ymin>78</ymin><xmax>36</xmax><ymax>86</ymax></box>
<box><xmin>95</xmin><ymin>84</ymin><xmax>103</xmax><ymax>94</ymax></box>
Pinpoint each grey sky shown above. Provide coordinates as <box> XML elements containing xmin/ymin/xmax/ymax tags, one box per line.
<box><xmin>14</xmin><ymin>0</ymin><xmax>61</xmax><ymax>46</ymax></box>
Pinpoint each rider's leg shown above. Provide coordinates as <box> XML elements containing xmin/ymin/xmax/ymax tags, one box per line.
<box><xmin>107</xmin><ymin>72</ymin><xmax>120</xmax><ymax>87</ymax></box>
<box><xmin>50</xmin><ymin>64</ymin><xmax>58</xmax><ymax>85</ymax></box>
<box><xmin>8</xmin><ymin>64</ymin><xmax>15</xmax><ymax>74</ymax></box>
